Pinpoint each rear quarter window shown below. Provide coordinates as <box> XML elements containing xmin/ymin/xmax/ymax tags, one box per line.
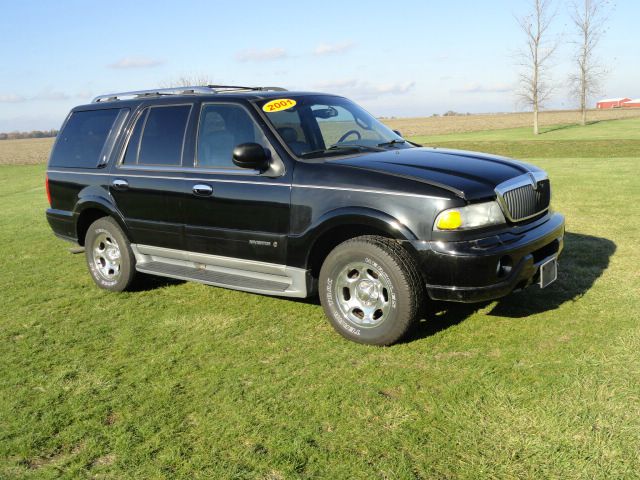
<box><xmin>49</xmin><ymin>109</ymin><xmax>123</xmax><ymax>168</ymax></box>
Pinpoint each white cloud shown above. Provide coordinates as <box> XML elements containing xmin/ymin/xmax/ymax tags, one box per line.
<box><xmin>452</xmin><ymin>83</ymin><xmax>513</xmax><ymax>94</ymax></box>
<box><xmin>108</xmin><ymin>57</ymin><xmax>165</xmax><ymax>69</ymax></box>
<box><xmin>314</xmin><ymin>79</ymin><xmax>358</xmax><ymax>89</ymax></box>
<box><xmin>0</xmin><ymin>94</ymin><xmax>27</xmax><ymax>103</ymax></box>
<box><xmin>75</xmin><ymin>90</ymin><xmax>94</xmax><ymax>100</ymax></box>
<box><xmin>313</xmin><ymin>41</ymin><xmax>355</xmax><ymax>56</ymax></box>
<box><xmin>235</xmin><ymin>48</ymin><xmax>287</xmax><ymax>62</ymax></box>
<box><xmin>0</xmin><ymin>90</ymin><xmax>84</xmax><ymax>103</ymax></box>
<box><xmin>314</xmin><ymin>79</ymin><xmax>415</xmax><ymax>99</ymax></box>
<box><xmin>373</xmin><ymin>82</ymin><xmax>415</xmax><ymax>95</ymax></box>
<box><xmin>33</xmin><ymin>90</ymin><xmax>70</xmax><ymax>101</ymax></box>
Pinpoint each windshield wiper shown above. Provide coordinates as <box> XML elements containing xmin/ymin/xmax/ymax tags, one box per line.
<box><xmin>377</xmin><ymin>139</ymin><xmax>406</xmax><ymax>147</ymax></box>
<box><xmin>300</xmin><ymin>144</ymin><xmax>385</xmax><ymax>158</ymax></box>
<box><xmin>328</xmin><ymin>143</ymin><xmax>385</xmax><ymax>152</ymax></box>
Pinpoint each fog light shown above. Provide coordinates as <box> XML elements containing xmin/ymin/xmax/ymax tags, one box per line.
<box><xmin>496</xmin><ymin>256</ymin><xmax>513</xmax><ymax>278</ymax></box>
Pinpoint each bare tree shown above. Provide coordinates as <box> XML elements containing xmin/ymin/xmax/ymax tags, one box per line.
<box><xmin>569</xmin><ymin>0</ymin><xmax>609</xmax><ymax>126</ymax></box>
<box><xmin>161</xmin><ymin>74</ymin><xmax>218</xmax><ymax>88</ymax></box>
<box><xmin>516</xmin><ymin>0</ymin><xmax>559</xmax><ymax>135</ymax></box>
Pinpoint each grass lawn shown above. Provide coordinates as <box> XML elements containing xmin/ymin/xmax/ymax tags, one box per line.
<box><xmin>419</xmin><ymin>117</ymin><xmax>640</xmax><ymax>142</ymax></box>
<box><xmin>411</xmin><ymin>117</ymin><xmax>640</xmax><ymax>159</ymax></box>
<box><xmin>1</xmin><ymin>122</ymin><xmax>639</xmax><ymax>478</ymax></box>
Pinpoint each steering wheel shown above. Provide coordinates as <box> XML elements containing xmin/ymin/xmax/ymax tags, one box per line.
<box><xmin>337</xmin><ymin>130</ymin><xmax>362</xmax><ymax>143</ymax></box>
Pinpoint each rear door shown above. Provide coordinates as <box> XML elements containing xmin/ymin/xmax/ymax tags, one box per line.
<box><xmin>181</xmin><ymin>101</ymin><xmax>292</xmax><ymax>265</ymax></box>
<box><xmin>109</xmin><ymin>103</ymin><xmax>195</xmax><ymax>249</ymax></box>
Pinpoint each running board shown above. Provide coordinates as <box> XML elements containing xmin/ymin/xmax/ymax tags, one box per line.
<box><xmin>130</xmin><ymin>244</ymin><xmax>311</xmax><ymax>298</ymax></box>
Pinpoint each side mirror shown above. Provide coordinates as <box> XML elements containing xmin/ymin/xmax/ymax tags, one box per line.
<box><xmin>392</xmin><ymin>129</ymin><xmax>403</xmax><ymax>137</ymax></box>
<box><xmin>232</xmin><ymin>143</ymin><xmax>271</xmax><ymax>171</ymax></box>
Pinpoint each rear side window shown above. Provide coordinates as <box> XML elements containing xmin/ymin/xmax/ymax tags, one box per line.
<box><xmin>122</xmin><ymin>105</ymin><xmax>191</xmax><ymax>166</ymax></box>
<box><xmin>49</xmin><ymin>109</ymin><xmax>121</xmax><ymax>168</ymax></box>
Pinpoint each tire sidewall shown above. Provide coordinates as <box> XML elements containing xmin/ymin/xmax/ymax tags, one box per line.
<box><xmin>320</xmin><ymin>242</ymin><xmax>411</xmax><ymax>345</ymax></box>
<box><xmin>85</xmin><ymin>218</ymin><xmax>134</xmax><ymax>292</ymax></box>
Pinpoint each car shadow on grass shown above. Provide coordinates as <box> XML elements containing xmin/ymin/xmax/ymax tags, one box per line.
<box><xmin>128</xmin><ymin>274</ymin><xmax>185</xmax><ymax>292</ymax></box>
<box><xmin>488</xmin><ymin>231</ymin><xmax>615</xmax><ymax>318</ymax></box>
<box><xmin>407</xmin><ymin>231</ymin><xmax>616</xmax><ymax>341</ymax></box>
<box><xmin>404</xmin><ymin>302</ymin><xmax>489</xmax><ymax>342</ymax></box>
<box><xmin>123</xmin><ymin>232</ymin><xmax>615</xmax><ymax>341</ymax></box>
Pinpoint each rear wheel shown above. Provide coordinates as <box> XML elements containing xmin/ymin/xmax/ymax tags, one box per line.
<box><xmin>319</xmin><ymin>235</ymin><xmax>424</xmax><ymax>345</ymax></box>
<box><xmin>84</xmin><ymin>217</ymin><xmax>136</xmax><ymax>292</ymax></box>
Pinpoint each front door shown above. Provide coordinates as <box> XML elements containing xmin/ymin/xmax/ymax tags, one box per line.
<box><xmin>181</xmin><ymin>102</ymin><xmax>291</xmax><ymax>265</ymax></box>
<box><xmin>109</xmin><ymin>102</ymin><xmax>194</xmax><ymax>249</ymax></box>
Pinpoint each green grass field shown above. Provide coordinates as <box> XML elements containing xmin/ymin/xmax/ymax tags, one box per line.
<box><xmin>1</xmin><ymin>119</ymin><xmax>639</xmax><ymax>478</ymax></box>
<box><xmin>413</xmin><ymin>117</ymin><xmax>640</xmax><ymax>159</ymax></box>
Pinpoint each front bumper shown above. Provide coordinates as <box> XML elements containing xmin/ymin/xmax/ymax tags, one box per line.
<box><xmin>411</xmin><ymin>213</ymin><xmax>565</xmax><ymax>303</ymax></box>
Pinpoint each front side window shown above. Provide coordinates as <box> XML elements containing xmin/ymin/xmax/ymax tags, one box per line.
<box><xmin>196</xmin><ymin>103</ymin><xmax>269</xmax><ymax>168</ymax></box>
<box><xmin>258</xmin><ymin>95</ymin><xmax>412</xmax><ymax>159</ymax></box>
<box><xmin>122</xmin><ymin>105</ymin><xmax>191</xmax><ymax>166</ymax></box>
<box><xmin>50</xmin><ymin>108</ymin><xmax>122</xmax><ymax>168</ymax></box>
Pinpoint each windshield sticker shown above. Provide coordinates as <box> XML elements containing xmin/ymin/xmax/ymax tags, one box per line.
<box><xmin>262</xmin><ymin>98</ymin><xmax>297</xmax><ymax>113</ymax></box>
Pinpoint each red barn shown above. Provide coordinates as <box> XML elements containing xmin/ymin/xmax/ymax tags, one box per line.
<box><xmin>596</xmin><ymin>97</ymin><xmax>631</xmax><ymax>109</ymax></box>
<box><xmin>622</xmin><ymin>98</ymin><xmax>640</xmax><ymax>108</ymax></box>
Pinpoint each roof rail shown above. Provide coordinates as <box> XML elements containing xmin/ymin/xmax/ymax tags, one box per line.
<box><xmin>92</xmin><ymin>85</ymin><xmax>287</xmax><ymax>103</ymax></box>
<box><xmin>205</xmin><ymin>85</ymin><xmax>288</xmax><ymax>92</ymax></box>
<box><xmin>92</xmin><ymin>86</ymin><xmax>214</xmax><ymax>103</ymax></box>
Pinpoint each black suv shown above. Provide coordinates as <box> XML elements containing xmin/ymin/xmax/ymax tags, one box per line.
<box><xmin>46</xmin><ymin>85</ymin><xmax>564</xmax><ymax>345</ymax></box>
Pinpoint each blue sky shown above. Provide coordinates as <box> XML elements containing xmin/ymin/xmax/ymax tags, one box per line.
<box><xmin>1</xmin><ymin>0</ymin><xmax>638</xmax><ymax>131</ymax></box>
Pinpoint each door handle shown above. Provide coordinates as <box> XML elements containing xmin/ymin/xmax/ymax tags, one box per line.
<box><xmin>192</xmin><ymin>184</ymin><xmax>213</xmax><ymax>196</ymax></box>
<box><xmin>112</xmin><ymin>179</ymin><xmax>129</xmax><ymax>190</ymax></box>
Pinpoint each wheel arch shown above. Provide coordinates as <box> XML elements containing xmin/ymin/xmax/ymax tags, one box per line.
<box><xmin>74</xmin><ymin>196</ymin><xmax>129</xmax><ymax>246</ymax></box>
<box><xmin>303</xmin><ymin>207</ymin><xmax>419</xmax><ymax>278</ymax></box>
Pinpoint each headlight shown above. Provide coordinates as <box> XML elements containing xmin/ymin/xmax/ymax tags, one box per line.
<box><xmin>434</xmin><ymin>201</ymin><xmax>506</xmax><ymax>231</ymax></box>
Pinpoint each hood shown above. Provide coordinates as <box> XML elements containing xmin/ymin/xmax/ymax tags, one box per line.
<box><xmin>333</xmin><ymin>147</ymin><xmax>540</xmax><ymax>201</ymax></box>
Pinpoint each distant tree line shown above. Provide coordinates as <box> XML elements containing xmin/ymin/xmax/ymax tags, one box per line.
<box><xmin>0</xmin><ymin>129</ymin><xmax>58</xmax><ymax>140</ymax></box>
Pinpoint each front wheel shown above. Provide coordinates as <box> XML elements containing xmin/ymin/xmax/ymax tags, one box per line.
<box><xmin>84</xmin><ymin>217</ymin><xmax>136</xmax><ymax>292</ymax></box>
<box><xmin>319</xmin><ymin>236</ymin><xmax>425</xmax><ymax>345</ymax></box>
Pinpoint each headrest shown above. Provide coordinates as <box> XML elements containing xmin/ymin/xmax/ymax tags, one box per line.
<box><xmin>277</xmin><ymin>127</ymin><xmax>298</xmax><ymax>143</ymax></box>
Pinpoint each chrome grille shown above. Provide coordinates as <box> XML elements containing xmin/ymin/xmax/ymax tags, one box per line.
<box><xmin>496</xmin><ymin>174</ymin><xmax>551</xmax><ymax>222</ymax></box>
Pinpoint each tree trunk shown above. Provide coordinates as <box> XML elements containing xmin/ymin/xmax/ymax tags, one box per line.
<box><xmin>533</xmin><ymin>107</ymin><xmax>539</xmax><ymax>135</ymax></box>
<box><xmin>580</xmin><ymin>67</ymin><xmax>587</xmax><ymax>126</ymax></box>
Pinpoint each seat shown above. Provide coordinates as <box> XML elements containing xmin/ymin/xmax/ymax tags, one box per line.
<box><xmin>199</xmin><ymin>131</ymin><xmax>235</xmax><ymax>167</ymax></box>
<box><xmin>277</xmin><ymin>127</ymin><xmax>310</xmax><ymax>155</ymax></box>
<box><xmin>197</xmin><ymin>111</ymin><xmax>235</xmax><ymax>167</ymax></box>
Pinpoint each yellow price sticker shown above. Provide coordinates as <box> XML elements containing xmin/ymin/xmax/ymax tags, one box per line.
<box><xmin>262</xmin><ymin>98</ymin><xmax>297</xmax><ymax>113</ymax></box>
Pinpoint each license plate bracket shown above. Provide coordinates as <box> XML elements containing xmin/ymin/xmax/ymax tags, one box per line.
<box><xmin>539</xmin><ymin>257</ymin><xmax>558</xmax><ymax>288</ymax></box>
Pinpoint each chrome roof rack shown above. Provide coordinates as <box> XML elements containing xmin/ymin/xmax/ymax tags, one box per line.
<box><xmin>207</xmin><ymin>85</ymin><xmax>288</xmax><ymax>92</ymax></box>
<box><xmin>92</xmin><ymin>85</ymin><xmax>287</xmax><ymax>103</ymax></box>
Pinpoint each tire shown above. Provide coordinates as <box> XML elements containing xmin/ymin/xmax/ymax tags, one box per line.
<box><xmin>84</xmin><ymin>217</ymin><xmax>136</xmax><ymax>292</ymax></box>
<box><xmin>319</xmin><ymin>235</ymin><xmax>424</xmax><ymax>345</ymax></box>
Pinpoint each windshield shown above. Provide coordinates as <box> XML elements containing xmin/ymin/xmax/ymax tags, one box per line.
<box><xmin>257</xmin><ymin>95</ymin><xmax>413</xmax><ymax>159</ymax></box>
